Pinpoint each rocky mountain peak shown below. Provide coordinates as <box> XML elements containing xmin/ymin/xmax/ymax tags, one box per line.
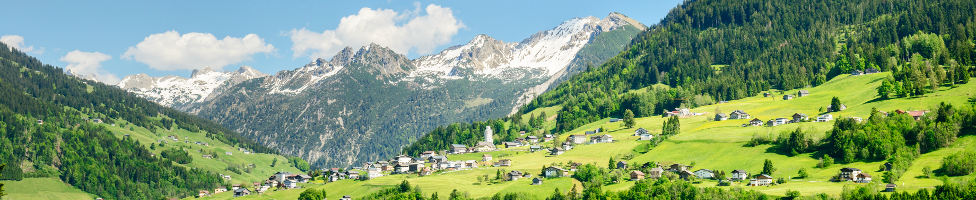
<box><xmin>190</xmin><ymin>66</ymin><xmax>220</xmax><ymax>78</ymax></box>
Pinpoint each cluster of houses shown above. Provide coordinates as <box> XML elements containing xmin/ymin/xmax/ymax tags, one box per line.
<box><xmin>850</xmin><ymin>68</ymin><xmax>880</xmax><ymax>76</ymax></box>
<box><xmin>227</xmin><ymin>172</ymin><xmax>313</xmax><ymax>197</ymax></box>
<box><xmin>834</xmin><ymin>167</ymin><xmax>873</xmax><ymax>183</ymax></box>
<box><xmin>718</xmin><ymin>108</ymin><xmax>841</xmax><ymax>127</ymax></box>
<box><xmin>449</xmin><ymin>126</ymin><xmax>554</xmax><ymax>154</ymax></box>
<box><xmin>549</xmin><ymin>129</ymin><xmax>615</xmax><ymax>156</ymax></box>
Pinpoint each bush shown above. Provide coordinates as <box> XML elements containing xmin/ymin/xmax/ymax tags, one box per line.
<box><xmin>941</xmin><ymin>151</ymin><xmax>976</xmax><ymax>176</ymax></box>
<box><xmin>160</xmin><ymin>148</ymin><xmax>192</xmax><ymax>164</ymax></box>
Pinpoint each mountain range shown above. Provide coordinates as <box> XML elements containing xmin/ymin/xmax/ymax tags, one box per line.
<box><xmin>117</xmin><ymin>12</ymin><xmax>646</xmax><ymax>167</ymax></box>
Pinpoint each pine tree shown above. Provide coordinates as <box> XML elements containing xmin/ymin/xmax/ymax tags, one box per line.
<box><xmin>762</xmin><ymin>159</ymin><xmax>776</xmax><ymax>175</ymax></box>
<box><xmin>608</xmin><ymin>157</ymin><xmax>616</xmax><ymax>169</ymax></box>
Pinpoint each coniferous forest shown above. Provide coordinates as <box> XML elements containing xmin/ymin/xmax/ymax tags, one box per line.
<box><xmin>0</xmin><ymin>43</ymin><xmax>267</xmax><ymax>199</ymax></box>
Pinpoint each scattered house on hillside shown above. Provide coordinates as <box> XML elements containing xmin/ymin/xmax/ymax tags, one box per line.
<box><xmin>561</xmin><ymin>141</ymin><xmax>574</xmax><ymax>150</ymax></box>
<box><xmin>395</xmin><ymin>155</ymin><xmax>413</xmax><ymax>165</ymax></box>
<box><xmin>749</xmin><ymin>174</ymin><xmax>773</xmax><ymax>186</ymax></box>
<box><xmin>609</xmin><ymin>118</ymin><xmax>621</xmax><ymax>122</ymax></box>
<box><xmin>591</xmin><ymin>134</ymin><xmax>613</xmax><ymax>144</ymax></box>
<box><xmin>532</xmin><ymin>177</ymin><xmax>544</xmax><ymax>185</ymax></box>
<box><xmin>495</xmin><ymin>159</ymin><xmax>512</xmax><ymax>167</ymax></box>
<box><xmin>730</xmin><ymin>110</ymin><xmax>751</xmax><ymax>119</ymax></box>
<box><xmin>526</xmin><ymin>136</ymin><xmax>539</xmax><ymax>143</ymax></box>
<box><xmin>568</xmin><ymin>135</ymin><xmax>587</xmax><ymax>144</ymax></box>
<box><xmin>816</xmin><ymin>114</ymin><xmax>834</xmax><ymax>122</ymax></box>
<box><xmin>519</xmin><ymin>131</ymin><xmax>526</xmax><ymax>136</ymax></box>
<box><xmin>851</xmin><ymin>70</ymin><xmax>864</xmax><ymax>75</ymax></box>
<box><xmin>346</xmin><ymin>170</ymin><xmax>361</xmax><ymax>180</ymax></box>
<box><xmin>529</xmin><ymin>145</ymin><xmax>542</xmax><ymax>152</ymax></box>
<box><xmin>283</xmin><ymin>179</ymin><xmax>298</xmax><ymax>188</ymax></box>
<box><xmin>367</xmin><ymin>167</ymin><xmax>383</xmax><ymax>179</ymax></box>
<box><xmin>634</xmin><ymin>128</ymin><xmax>649</xmax><ymax>136</ymax></box>
<box><xmin>616</xmin><ymin>161</ymin><xmax>628</xmax><ymax>169</ymax></box>
<box><xmin>731</xmin><ymin>170</ymin><xmax>749</xmax><ymax>181</ymax></box>
<box><xmin>507</xmin><ymin>170</ymin><xmax>524</xmax><ymax>181</ymax></box>
<box><xmin>428</xmin><ymin>155</ymin><xmax>448</xmax><ymax>164</ymax></box>
<box><xmin>791</xmin><ymin>113</ymin><xmax>808</xmax><ymax>122</ymax></box>
<box><xmin>198</xmin><ymin>190</ymin><xmax>211</xmax><ymax>197</ymax></box>
<box><xmin>550</xmin><ymin>147</ymin><xmax>565</xmax><ymax>156</ymax></box>
<box><xmin>630</xmin><ymin>170</ymin><xmax>645</xmax><ymax>181</ymax></box>
<box><xmin>225</xmin><ymin>152</ymin><xmax>232</xmax><ymax>156</ymax></box>
<box><xmin>543</xmin><ymin>134</ymin><xmax>554</xmax><ymax>142</ymax></box>
<box><xmin>679</xmin><ymin>170</ymin><xmax>696</xmax><ymax>180</ymax></box>
<box><xmin>585</xmin><ymin>130</ymin><xmax>596</xmax><ymax>135</ymax></box>
<box><xmin>856</xmin><ymin>173</ymin><xmax>872</xmax><ymax>183</ymax></box>
<box><xmin>214</xmin><ymin>187</ymin><xmax>227</xmax><ymax>194</ymax></box>
<box><xmin>764</xmin><ymin>92</ymin><xmax>772</xmax><ymax>97</ymax></box>
<box><xmin>715</xmin><ymin>113</ymin><xmax>729</xmax><ymax>121</ymax></box>
<box><xmin>865</xmin><ymin>68</ymin><xmax>880</xmax><ymax>74</ymax></box>
<box><xmin>270</xmin><ymin>172</ymin><xmax>292</xmax><ymax>183</ymax></box>
<box><xmin>906</xmin><ymin>110</ymin><xmax>928</xmax><ymax>120</ymax></box>
<box><xmin>421</xmin><ymin>151</ymin><xmax>436</xmax><ymax>159</ymax></box>
<box><xmin>639</xmin><ymin>133</ymin><xmax>654</xmax><ymax>141</ymax></box>
<box><xmin>92</xmin><ymin>118</ymin><xmax>103</xmax><ymax>123</ymax></box>
<box><xmin>664</xmin><ymin>108</ymin><xmax>693</xmax><ymax>117</ymax></box>
<box><xmin>503</xmin><ymin>142</ymin><xmax>522</xmax><ymax>148</ymax></box>
<box><xmin>233</xmin><ymin>188</ymin><xmax>251</xmax><ymax>197</ymax></box>
<box><xmin>482</xmin><ymin>154</ymin><xmax>493</xmax><ymax>162</ymax></box>
<box><xmin>544</xmin><ymin>166</ymin><xmax>568</xmax><ymax>178</ymax></box>
<box><xmin>783</xmin><ymin>94</ymin><xmax>795</xmax><ymax>100</ymax></box>
<box><xmin>694</xmin><ymin>169</ymin><xmax>715</xmax><ymax>179</ymax></box>
<box><xmin>798</xmin><ymin>90</ymin><xmax>810</xmax><ymax>97</ymax></box>
<box><xmin>668</xmin><ymin>164</ymin><xmax>688</xmax><ymax>173</ymax></box>
<box><xmin>837</xmin><ymin>168</ymin><xmax>862</xmax><ymax>182</ymax></box>
<box><xmin>749</xmin><ymin>118</ymin><xmax>764</xmax><ymax>126</ymax></box>
<box><xmin>884</xmin><ymin>184</ymin><xmax>897</xmax><ymax>192</ymax></box>
<box><xmin>768</xmin><ymin>118</ymin><xmax>789</xmax><ymax>126</ymax></box>
<box><xmin>451</xmin><ymin>144</ymin><xmax>468</xmax><ymax>154</ymax></box>
<box><xmin>648</xmin><ymin>167</ymin><xmax>665</xmax><ymax>179</ymax></box>
<box><xmin>420</xmin><ymin>167</ymin><xmax>433</xmax><ymax>176</ymax></box>
<box><xmin>394</xmin><ymin>163</ymin><xmax>410</xmax><ymax>174</ymax></box>
<box><xmin>201</xmin><ymin>154</ymin><xmax>213</xmax><ymax>159</ymax></box>
<box><xmin>340</xmin><ymin>195</ymin><xmax>352</xmax><ymax>200</ymax></box>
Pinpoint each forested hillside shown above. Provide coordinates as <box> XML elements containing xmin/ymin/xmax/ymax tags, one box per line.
<box><xmin>0</xmin><ymin>43</ymin><xmax>270</xmax><ymax>199</ymax></box>
<box><xmin>405</xmin><ymin>0</ymin><xmax>976</xmax><ymax>158</ymax></box>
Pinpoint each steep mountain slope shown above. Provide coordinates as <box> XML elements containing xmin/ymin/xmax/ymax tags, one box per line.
<box><xmin>117</xmin><ymin>66</ymin><xmax>267</xmax><ymax>110</ymax></box>
<box><xmin>157</xmin><ymin>13</ymin><xmax>644</xmax><ymax>168</ymax></box>
<box><xmin>0</xmin><ymin>42</ymin><xmax>288</xmax><ymax>199</ymax></box>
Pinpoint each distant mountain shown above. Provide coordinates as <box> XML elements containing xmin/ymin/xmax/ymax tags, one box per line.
<box><xmin>117</xmin><ymin>66</ymin><xmax>266</xmax><ymax>110</ymax></box>
<box><xmin>118</xmin><ymin>13</ymin><xmax>644</xmax><ymax>167</ymax></box>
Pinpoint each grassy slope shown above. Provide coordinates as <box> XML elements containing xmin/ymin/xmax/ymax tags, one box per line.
<box><xmin>0</xmin><ymin>178</ymin><xmax>96</xmax><ymax>200</ymax></box>
<box><xmin>102</xmin><ymin>120</ymin><xmax>303</xmax><ymax>185</ymax></box>
<box><xmin>194</xmin><ymin>73</ymin><xmax>976</xmax><ymax>199</ymax></box>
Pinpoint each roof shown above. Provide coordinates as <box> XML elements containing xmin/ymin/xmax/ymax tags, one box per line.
<box><xmin>858</xmin><ymin>173</ymin><xmax>872</xmax><ymax>178</ymax></box>
<box><xmin>907</xmin><ymin>110</ymin><xmax>927</xmax><ymax>117</ymax></box>
<box><xmin>756</xmin><ymin>174</ymin><xmax>773</xmax><ymax>179</ymax></box>
<box><xmin>750</xmin><ymin>118</ymin><xmax>763</xmax><ymax>122</ymax></box>
<box><xmin>545</xmin><ymin>166</ymin><xmax>566</xmax><ymax>171</ymax></box>
<box><xmin>732</xmin><ymin>169</ymin><xmax>747</xmax><ymax>174</ymax></box>
<box><xmin>631</xmin><ymin>170</ymin><xmax>645</xmax><ymax>175</ymax></box>
<box><xmin>840</xmin><ymin>167</ymin><xmax>861</xmax><ymax>172</ymax></box>
<box><xmin>695</xmin><ymin>169</ymin><xmax>713</xmax><ymax>173</ymax></box>
<box><xmin>451</xmin><ymin>144</ymin><xmax>467</xmax><ymax>148</ymax></box>
<box><xmin>793</xmin><ymin>113</ymin><xmax>807</xmax><ymax>117</ymax></box>
<box><xmin>649</xmin><ymin>167</ymin><xmax>664</xmax><ymax>172</ymax></box>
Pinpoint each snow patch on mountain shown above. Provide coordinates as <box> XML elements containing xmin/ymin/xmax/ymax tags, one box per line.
<box><xmin>117</xmin><ymin>66</ymin><xmax>266</xmax><ymax>107</ymax></box>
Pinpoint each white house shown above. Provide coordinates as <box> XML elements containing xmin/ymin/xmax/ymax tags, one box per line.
<box><xmin>568</xmin><ymin>135</ymin><xmax>587</xmax><ymax>144</ymax></box>
<box><xmin>590</xmin><ymin>134</ymin><xmax>613</xmax><ymax>144</ymax></box>
<box><xmin>694</xmin><ymin>169</ymin><xmax>715</xmax><ymax>179</ymax></box>
<box><xmin>749</xmin><ymin>174</ymin><xmax>773</xmax><ymax>186</ymax></box>
<box><xmin>730</xmin><ymin>110</ymin><xmax>751</xmax><ymax>119</ymax></box>
<box><xmin>731</xmin><ymin>170</ymin><xmax>749</xmax><ymax>181</ymax></box>
<box><xmin>543</xmin><ymin>166</ymin><xmax>567</xmax><ymax>178</ymax></box>
<box><xmin>639</xmin><ymin>133</ymin><xmax>654</xmax><ymax>141</ymax></box>
<box><xmin>817</xmin><ymin>114</ymin><xmax>834</xmax><ymax>122</ymax></box>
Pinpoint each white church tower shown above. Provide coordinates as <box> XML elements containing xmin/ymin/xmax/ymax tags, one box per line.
<box><xmin>484</xmin><ymin>126</ymin><xmax>494</xmax><ymax>144</ymax></box>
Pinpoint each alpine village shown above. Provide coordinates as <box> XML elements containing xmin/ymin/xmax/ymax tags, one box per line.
<box><xmin>3</xmin><ymin>0</ymin><xmax>976</xmax><ymax>200</ymax></box>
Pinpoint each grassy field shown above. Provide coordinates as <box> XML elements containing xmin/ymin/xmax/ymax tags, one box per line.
<box><xmin>101</xmin><ymin>121</ymin><xmax>303</xmax><ymax>185</ymax></box>
<box><xmin>191</xmin><ymin>73</ymin><xmax>976</xmax><ymax>199</ymax></box>
<box><xmin>0</xmin><ymin>178</ymin><xmax>96</xmax><ymax>200</ymax></box>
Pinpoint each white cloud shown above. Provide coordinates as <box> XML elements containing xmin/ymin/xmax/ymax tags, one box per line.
<box><xmin>123</xmin><ymin>31</ymin><xmax>274</xmax><ymax>71</ymax></box>
<box><xmin>61</xmin><ymin>50</ymin><xmax>118</xmax><ymax>84</ymax></box>
<box><xmin>1</xmin><ymin>35</ymin><xmax>41</xmax><ymax>54</ymax></box>
<box><xmin>290</xmin><ymin>4</ymin><xmax>464</xmax><ymax>59</ymax></box>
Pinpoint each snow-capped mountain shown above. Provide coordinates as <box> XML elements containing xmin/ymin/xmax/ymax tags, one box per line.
<box><xmin>119</xmin><ymin>13</ymin><xmax>645</xmax><ymax>168</ymax></box>
<box><xmin>117</xmin><ymin>66</ymin><xmax>266</xmax><ymax>108</ymax></box>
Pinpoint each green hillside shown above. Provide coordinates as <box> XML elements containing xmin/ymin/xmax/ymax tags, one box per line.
<box><xmin>194</xmin><ymin>73</ymin><xmax>976</xmax><ymax>199</ymax></box>
<box><xmin>0</xmin><ymin>42</ymin><xmax>303</xmax><ymax>199</ymax></box>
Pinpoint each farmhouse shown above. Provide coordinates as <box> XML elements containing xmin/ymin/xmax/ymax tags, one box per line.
<box><xmin>543</xmin><ymin>134</ymin><xmax>554</xmax><ymax>142</ymax></box>
<box><xmin>816</xmin><ymin>114</ymin><xmax>834</xmax><ymax>122</ymax></box>
<box><xmin>420</xmin><ymin>151</ymin><xmax>436</xmax><ymax>159</ymax></box>
<box><xmin>668</xmin><ymin>164</ymin><xmax>688</xmax><ymax>172</ymax></box>
<box><xmin>715</xmin><ymin>113</ymin><xmax>729</xmax><ymax>121</ymax></box>
<box><xmin>526</xmin><ymin>136</ymin><xmax>539</xmax><ymax>143</ymax></box>
<box><xmin>543</xmin><ymin>166</ymin><xmax>567</xmax><ymax>178</ymax></box>
<box><xmin>797</xmin><ymin>90</ymin><xmax>810</xmax><ymax>97</ymax></box>
<box><xmin>503</xmin><ymin>142</ymin><xmax>522</xmax><ymax>148</ymax></box>
<box><xmin>550</xmin><ymin>147</ymin><xmax>565</xmax><ymax>156</ymax></box>
<box><xmin>532</xmin><ymin>177</ymin><xmax>544</xmax><ymax>185</ymax></box>
<box><xmin>648</xmin><ymin>167</ymin><xmax>665</xmax><ymax>179</ymax></box>
<box><xmin>764</xmin><ymin>92</ymin><xmax>772</xmax><ymax>97</ymax></box>
<box><xmin>838</xmin><ymin>168</ymin><xmax>862</xmax><ymax>182</ymax></box>
<box><xmin>482</xmin><ymin>154</ymin><xmax>492</xmax><ymax>162</ymax></box>
<box><xmin>783</xmin><ymin>94</ymin><xmax>795</xmax><ymax>100</ymax></box>
<box><xmin>591</xmin><ymin>134</ymin><xmax>614</xmax><ymax>143</ymax></box>
<box><xmin>885</xmin><ymin>184</ymin><xmax>897</xmax><ymax>192</ymax></box>
<box><xmin>616</xmin><ymin>161</ymin><xmax>628</xmax><ymax>169</ymax></box>
<box><xmin>639</xmin><ymin>133</ymin><xmax>654</xmax><ymax>141</ymax></box>
<box><xmin>568</xmin><ymin>135</ymin><xmax>587</xmax><ymax>144</ymax></box>
<box><xmin>749</xmin><ymin>118</ymin><xmax>764</xmax><ymax>126</ymax></box>
<box><xmin>507</xmin><ymin>171</ymin><xmax>524</xmax><ymax>181</ymax></box>
<box><xmin>768</xmin><ymin>118</ymin><xmax>789</xmax><ymax>126</ymax></box>
<box><xmin>340</xmin><ymin>195</ymin><xmax>352</xmax><ymax>200</ymax></box>
<box><xmin>731</xmin><ymin>170</ymin><xmax>749</xmax><ymax>181</ymax></box>
<box><xmin>679</xmin><ymin>170</ymin><xmax>696</xmax><ymax>180</ymax></box>
<box><xmin>694</xmin><ymin>169</ymin><xmax>715</xmax><ymax>179</ymax></box>
<box><xmin>730</xmin><ymin>110</ymin><xmax>751</xmax><ymax>119</ymax></box>
<box><xmin>495</xmin><ymin>159</ymin><xmax>512</xmax><ymax>167</ymax></box>
<box><xmin>630</xmin><ymin>170</ymin><xmax>645</xmax><ymax>181</ymax></box>
<box><xmin>828</xmin><ymin>104</ymin><xmax>847</xmax><ymax>112</ymax></box>
<box><xmin>562</xmin><ymin>141</ymin><xmax>574</xmax><ymax>150</ymax></box>
<box><xmin>856</xmin><ymin>173</ymin><xmax>872</xmax><ymax>183</ymax></box>
<box><xmin>609</xmin><ymin>118</ymin><xmax>621</xmax><ymax>122</ymax></box>
<box><xmin>634</xmin><ymin>128</ymin><xmax>649</xmax><ymax>136</ymax></box>
<box><xmin>233</xmin><ymin>188</ymin><xmax>251</xmax><ymax>197</ymax></box>
<box><xmin>791</xmin><ymin>113</ymin><xmax>808</xmax><ymax>122</ymax></box>
<box><xmin>749</xmin><ymin>174</ymin><xmax>773</xmax><ymax>186</ymax></box>
<box><xmin>450</xmin><ymin>144</ymin><xmax>468</xmax><ymax>154</ymax></box>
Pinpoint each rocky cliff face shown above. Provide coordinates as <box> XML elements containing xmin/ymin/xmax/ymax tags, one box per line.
<box><xmin>119</xmin><ymin>13</ymin><xmax>645</xmax><ymax>168</ymax></box>
<box><xmin>117</xmin><ymin>66</ymin><xmax>267</xmax><ymax>110</ymax></box>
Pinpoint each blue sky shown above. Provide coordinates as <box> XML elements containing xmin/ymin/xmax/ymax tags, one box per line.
<box><xmin>1</xmin><ymin>0</ymin><xmax>682</xmax><ymax>83</ymax></box>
